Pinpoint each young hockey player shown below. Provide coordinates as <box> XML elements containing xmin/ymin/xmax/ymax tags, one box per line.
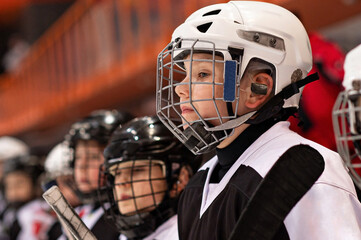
<box><xmin>43</xmin><ymin>141</ymin><xmax>80</xmax><ymax>208</ymax></box>
<box><xmin>99</xmin><ymin>116</ymin><xmax>199</xmax><ymax>240</ymax></box>
<box><xmin>156</xmin><ymin>1</ymin><xmax>361</xmax><ymax>239</ymax></box>
<box><xmin>42</xmin><ymin>141</ymin><xmax>81</xmax><ymax>239</ymax></box>
<box><xmin>1</xmin><ymin>155</ymin><xmax>57</xmax><ymax>240</ymax></box>
<box><xmin>0</xmin><ymin>136</ymin><xmax>29</xmax><ymax>181</ymax></box>
<box><xmin>58</xmin><ymin>109</ymin><xmax>133</xmax><ymax>240</ymax></box>
<box><xmin>0</xmin><ymin>137</ymin><xmax>29</xmax><ymax>207</ymax></box>
<box><xmin>333</xmin><ymin>44</ymin><xmax>361</xmax><ymax>191</ymax></box>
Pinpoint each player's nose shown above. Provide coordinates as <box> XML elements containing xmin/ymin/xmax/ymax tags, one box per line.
<box><xmin>175</xmin><ymin>77</ymin><xmax>190</xmax><ymax>99</ymax></box>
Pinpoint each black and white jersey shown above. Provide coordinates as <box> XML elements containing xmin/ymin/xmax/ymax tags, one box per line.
<box><xmin>16</xmin><ymin>199</ymin><xmax>57</xmax><ymax>240</ymax></box>
<box><xmin>178</xmin><ymin>121</ymin><xmax>361</xmax><ymax>240</ymax></box>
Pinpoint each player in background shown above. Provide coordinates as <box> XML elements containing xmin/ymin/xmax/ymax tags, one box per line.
<box><xmin>99</xmin><ymin>116</ymin><xmax>200</xmax><ymax>240</ymax></box>
<box><xmin>57</xmin><ymin>109</ymin><xmax>133</xmax><ymax>240</ymax></box>
<box><xmin>0</xmin><ymin>136</ymin><xmax>30</xmax><ymax>215</ymax></box>
<box><xmin>42</xmin><ymin>141</ymin><xmax>81</xmax><ymax>239</ymax></box>
<box><xmin>43</xmin><ymin>141</ymin><xmax>80</xmax><ymax>208</ymax></box>
<box><xmin>333</xmin><ymin>44</ymin><xmax>361</xmax><ymax>196</ymax></box>
<box><xmin>0</xmin><ymin>137</ymin><xmax>30</xmax><ymax>240</ymax></box>
<box><xmin>156</xmin><ymin>1</ymin><xmax>361</xmax><ymax>239</ymax></box>
<box><xmin>0</xmin><ymin>155</ymin><xmax>57</xmax><ymax>240</ymax></box>
<box><xmin>288</xmin><ymin>14</ymin><xmax>361</xmax><ymax>199</ymax></box>
<box><xmin>285</xmin><ymin>12</ymin><xmax>346</xmax><ymax>152</ymax></box>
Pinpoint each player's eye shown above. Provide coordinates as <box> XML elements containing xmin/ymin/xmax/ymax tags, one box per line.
<box><xmin>88</xmin><ymin>153</ymin><xmax>100</xmax><ymax>160</ymax></box>
<box><xmin>198</xmin><ymin>72</ymin><xmax>210</xmax><ymax>78</ymax></box>
<box><xmin>132</xmin><ymin>166</ymin><xmax>147</xmax><ymax>174</ymax></box>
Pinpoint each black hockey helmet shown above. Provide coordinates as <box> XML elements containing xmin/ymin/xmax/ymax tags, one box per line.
<box><xmin>3</xmin><ymin>155</ymin><xmax>44</xmax><ymax>183</ymax></box>
<box><xmin>2</xmin><ymin>155</ymin><xmax>44</xmax><ymax>207</ymax></box>
<box><xmin>65</xmin><ymin>109</ymin><xmax>133</xmax><ymax>204</ymax></box>
<box><xmin>66</xmin><ymin>109</ymin><xmax>134</xmax><ymax>151</ymax></box>
<box><xmin>100</xmin><ymin>116</ymin><xmax>199</xmax><ymax>239</ymax></box>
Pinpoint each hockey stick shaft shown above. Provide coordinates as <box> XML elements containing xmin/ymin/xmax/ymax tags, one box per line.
<box><xmin>43</xmin><ymin>186</ymin><xmax>97</xmax><ymax>240</ymax></box>
<box><xmin>228</xmin><ymin>144</ymin><xmax>325</xmax><ymax>240</ymax></box>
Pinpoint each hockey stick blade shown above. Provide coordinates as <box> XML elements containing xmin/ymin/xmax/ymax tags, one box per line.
<box><xmin>43</xmin><ymin>186</ymin><xmax>97</xmax><ymax>240</ymax></box>
<box><xmin>228</xmin><ymin>144</ymin><xmax>325</xmax><ymax>240</ymax></box>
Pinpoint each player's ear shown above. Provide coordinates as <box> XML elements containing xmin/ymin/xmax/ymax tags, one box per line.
<box><xmin>245</xmin><ymin>73</ymin><xmax>273</xmax><ymax>109</ymax></box>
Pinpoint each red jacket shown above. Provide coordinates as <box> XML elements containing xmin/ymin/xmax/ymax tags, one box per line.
<box><xmin>289</xmin><ymin>32</ymin><xmax>345</xmax><ymax>151</ymax></box>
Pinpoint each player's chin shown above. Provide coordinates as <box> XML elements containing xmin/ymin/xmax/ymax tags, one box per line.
<box><xmin>77</xmin><ymin>184</ymin><xmax>92</xmax><ymax>193</ymax></box>
<box><xmin>118</xmin><ymin>202</ymin><xmax>136</xmax><ymax>215</ymax></box>
<box><xmin>181</xmin><ymin>113</ymin><xmax>200</xmax><ymax>129</ymax></box>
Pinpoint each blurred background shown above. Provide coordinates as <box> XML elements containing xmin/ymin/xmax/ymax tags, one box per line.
<box><xmin>0</xmin><ymin>0</ymin><xmax>361</xmax><ymax>155</ymax></box>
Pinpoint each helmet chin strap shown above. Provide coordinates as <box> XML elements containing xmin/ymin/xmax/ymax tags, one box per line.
<box><xmin>204</xmin><ymin>111</ymin><xmax>257</xmax><ymax>131</ymax></box>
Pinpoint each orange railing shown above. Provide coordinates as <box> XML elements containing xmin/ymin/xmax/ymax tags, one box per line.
<box><xmin>0</xmin><ymin>0</ymin><xmax>227</xmax><ymax>136</ymax></box>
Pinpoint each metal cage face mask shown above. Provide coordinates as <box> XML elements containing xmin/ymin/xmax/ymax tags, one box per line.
<box><xmin>104</xmin><ymin>159</ymin><xmax>167</xmax><ymax>215</ymax></box>
<box><xmin>156</xmin><ymin>38</ymin><xmax>248</xmax><ymax>155</ymax></box>
<box><xmin>98</xmin><ymin>159</ymin><xmax>170</xmax><ymax>237</ymax></box>
<box><xmin>333</xmin><ymin>90</ymin><xmax>361</xmax><ymax>189</ymax></box>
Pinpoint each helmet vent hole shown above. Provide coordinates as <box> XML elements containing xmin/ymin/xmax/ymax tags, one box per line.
<box><xmin>202</xmin><ymin>9</ymin><xmax>221</xmax><ymax>16</ymax></box>
<box><xmin>197</xmin><ymin>22</ymin><xmax>213</xmax><ymax>33</ymax></box>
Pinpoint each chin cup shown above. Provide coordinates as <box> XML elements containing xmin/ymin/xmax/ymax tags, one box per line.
<box><xmin>183</xmin><ymin>122</ymin><xmax>226</xmax><ymax>155</ymax></box>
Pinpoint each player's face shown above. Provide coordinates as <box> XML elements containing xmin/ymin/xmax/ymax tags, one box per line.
<box><xmin>111</xmin><ymin>160</ymin><xmax>167</xmax><ymax>215</ymax></box>
<box><xmin>175</xmin><ymin>53</ymin><xmax>248</xmax><ymax>128</ymax></box>
<box><xmin>74</xmin><ymin>140</ymin><xmax>105</xmax><ymax>193</ymax></box>
<box><xmin>4</xmin><ymin>171</ymin><xmax>33</xmax><ymax>203</ymax></box>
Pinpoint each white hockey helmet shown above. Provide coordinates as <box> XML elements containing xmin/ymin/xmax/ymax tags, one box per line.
<box><xmin>156</xmin><ymin>1</ymin><xmax>314</xmax><ymax>154</ymax></box>
<box><xmin>342</xmin><ymin>44</ymin><xmax>361</xmax><ymax>91</ymax></box>
<box><xmin>0</xmin><ymin>136</ymin><xmax>29</xmax><ymax>162</ymax></box>
<box><xmin>333</xmin><ymin>44</ymin><xmax>361</xmax><ymax>189</ymax></box>
<box><xmin>44</xmin><ymin>142</ymin><xmax>73</xmax><ymax>178</ymax></box>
